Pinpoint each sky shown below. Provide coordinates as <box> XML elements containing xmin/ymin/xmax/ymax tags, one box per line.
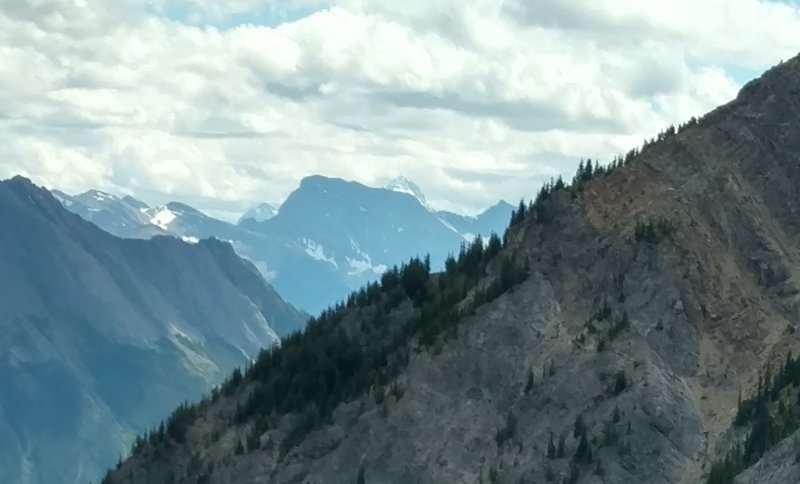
<box><xmin>2</xmin><ymin>0</ymin><xmax>800</xmax><ymax>221</ymax></box>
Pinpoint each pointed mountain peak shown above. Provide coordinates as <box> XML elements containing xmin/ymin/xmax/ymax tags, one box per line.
<box><xmin>482</xmin><ymin>199</ymin><xmax>514</xmax><ymax>214</ymax></box>
<box><xmin>238</xmin><ymin>202</ymin><xmax>278</xmax><ymax>224</ymax></box>
<box><xmin>385</xmin><ymin>176</ymin><xmax>429</xmax><ymax>208</ymax></box>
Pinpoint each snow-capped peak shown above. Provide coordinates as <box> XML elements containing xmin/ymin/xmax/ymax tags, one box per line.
<box><xmin>238</xmin><ymin>203</ymin><xmax>278</xmax><ymax>224</ymax></box>
<box><xmin>385</xmin><ymin>176</ymin><xmax>429</xmax><ymax>209</ymax></box>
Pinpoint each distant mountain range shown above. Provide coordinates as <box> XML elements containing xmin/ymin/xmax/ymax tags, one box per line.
<box><xmin>55</xmin><ymin>176</ymin><xmax>514</xmax><ymax>315</ymax></box>
<box><xmin>0</xmin><ymin>176</ymin><xmax>307</xmax><ymax>484</ymax></box>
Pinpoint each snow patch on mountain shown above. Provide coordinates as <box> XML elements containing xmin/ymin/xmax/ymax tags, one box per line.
<box><xmin>149</xmin><ymin>207</ymin><xmax>178</xmax><ymax>230</ymax></box>
<box><xmin>169</xmin><ymin>323</ymin><xmax>198</xmax><ymax>344</ymax></box>
<box><xmin>346</xmin><ymin>256</ymin><xmax>388</xmax><ymax>276</ymax></box>
<box><xmin>182</xmin><ymin>236</ymin><xmax>200</xmax><ymax>244</ymax></box>
<box><xmin>90</xmin><ymin>190</ymin><xmax>118</xmax><ymax>202</ymax></box>
<box><xmin>302</xmin><ymin>238</ymin><xmax>338</xmax><ymax>268</ymax></box>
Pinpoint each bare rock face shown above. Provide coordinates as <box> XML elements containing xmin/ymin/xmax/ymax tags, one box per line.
<box><xmin>108</xmin><ymin>54</ymin><xmax>800</xmax><ymax>484</ymax></box>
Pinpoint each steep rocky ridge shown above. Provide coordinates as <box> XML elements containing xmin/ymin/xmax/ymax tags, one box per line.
<box><xmin>105</xmin><ymin>56</ymin><xmax>800</xmax><ymax>484</ymax></box>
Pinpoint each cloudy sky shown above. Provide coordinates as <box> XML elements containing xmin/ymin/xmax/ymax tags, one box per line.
<box><xmin>2</xmin><ymin>0</ymin><xmax>800</xmax><ymax>220</ymax></box>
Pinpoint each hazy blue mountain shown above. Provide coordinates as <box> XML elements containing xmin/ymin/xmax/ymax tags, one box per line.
<box><xmin>243</xmin><ymin>176</ymin><xmax>465</xmax><ymax>312</ymax></box>
<box><xmin>57</xmin><ymin>176</ymin><xmax>513</xmax><ymax>315</ymax></box>
<box><xmin>436</xmin><ymin>200</ymin><xmax>515</xmax><ymax>242</ymax></box>
<box><xmin>237</xmin><ymin>202</ymin><xmax>278</xmax><ymax>224</ymax></box>
<box><xmin>0</xmin><ymin>176</ymin><xmax>307</xmax><ymax>484</ymax></box>
<box><xmin>261</xmin><ymin>175</ymin><xmax>463</xmax><ymax>271</ymax></box>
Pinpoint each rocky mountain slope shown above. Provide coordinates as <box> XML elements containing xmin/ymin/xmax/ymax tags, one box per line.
<box><xmin>52</xmin><ymin>189</ymin><xmax>164</xmax><ymax>239</ymax></box>
<box><xmin>103</xmin><ymin>54</ymin><xmax>800</xmax><ymax>484</ymax></box>
<box><xmin>57</xmin><ymin>177</ymin><xmax>513</xmax><ymax>315</ymax></box>
<box><xmin>0</xmin><ymin>177</ymin><xmax>307</xmax><ymax>484</ymax></box>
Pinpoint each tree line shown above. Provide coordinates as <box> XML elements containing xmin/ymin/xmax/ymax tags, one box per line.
<box><xmin>707</xmin><ymin>351</ymin><xmax>800</xmax><ymax>484</ymax></box>
<box><xmin>109</xmin><ymin>117</ymin><xmax>703</xmax><ymax>481</ymax></box>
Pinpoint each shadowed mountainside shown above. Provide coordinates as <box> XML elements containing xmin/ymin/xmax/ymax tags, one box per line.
<box><xmin>0</xmin><ymin>177</ymin><xmax>306</xmax><ymax>484</ymax></box>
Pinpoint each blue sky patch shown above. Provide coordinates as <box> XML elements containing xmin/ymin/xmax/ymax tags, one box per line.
<box><xmin>147</xmin><ymin>2</ymin><xmax>322</xmax><ymax>29</ymax></box>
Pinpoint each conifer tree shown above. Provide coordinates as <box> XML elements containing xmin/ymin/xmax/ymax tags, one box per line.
<box><xmin>574</xmin><ymin>431</ymin><xmax>592</xmax><ymax>465</ymax></box>
<box><xmin>585</xmin><ymin>159</ymin><xmax>594</xmax><ymax>180</ymax></box>
<box><xmin>573</xmin><ymin>160</ymin><xmax>585</xmax><ymax>186</ymax></box>
<box><xmin>524</xmin><ymin>367</ymin><xmax>534</xmax><ymax>394</ymax></box>
<box><xmin>573</xmin><ymin>416</ymin><xmax>584</xmax><ymax>438</ymax></box>
<box><xmin>547</xmin><ymin>431</ymin><xmax>556</xmax><ymax>459</ymax></box>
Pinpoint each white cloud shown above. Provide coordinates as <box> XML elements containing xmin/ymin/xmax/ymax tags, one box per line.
<box><xmin>0</xmin><ymin>0</ymin><xmax>797</xmax><ymax>217</ymax></box>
